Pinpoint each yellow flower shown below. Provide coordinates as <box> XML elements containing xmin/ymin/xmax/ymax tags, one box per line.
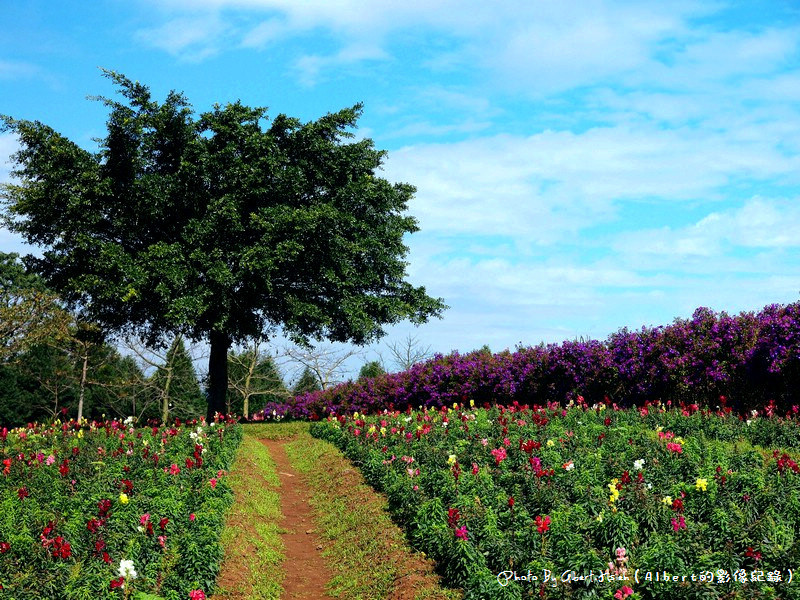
<box><xmin>380</xmin><ymin>427</ymin><xmax>386</xmax><ymax>435</ymax></box>
<box><xmin>353</xmin><ymin>412</ymin><xmax>359</xmax><ymax>419</ymax></box>
<box><xmin>77</xmin><ymin>430</ymin><xmax>84</xmax><ymax>439</ymax></box>
<box><xmin>547</xmin><ymin>439</ymin><xmax>555</xmax><ymax>447</ymax></box>
<box><xmin>119</xmin><ymin>493</ymin><xmax>129</xmax><ymax>505</ymax></box>
<box><xmin>447</xmin><ymin>454</ymin><xmax>457</xmax><ymax>465</ymax></box>
<box><xmin>596</xmin><ymin>512</ymin><xmax>604</xmax><ymax>522</ymax></box>
<box><xmin>470</xmin><ymin>399</ymin><xmax>475</xmax><ymax>408</ymax></box>
<box><xmin>453</xmin><ymin>402</ymin><xmax>459</xmax><ymax>410</ymax></box>
<box><xmin>662</xmin><ymin>496</ymin><xmax>672</xmax><ymax>505</ymax></box>
<box><xmin>695</xmin><ymin>478</ymin><xmax>708</xmax><ymax>491</ymax></box>
<box><xmin>608</xmin><ymin>479</ymin><xmax>620</xmax><ymax>503</ymax></box>
<box><xmin>675</xmin><ymin>436</ymin><xmax>685</xmax><ymax>445</ymax></box>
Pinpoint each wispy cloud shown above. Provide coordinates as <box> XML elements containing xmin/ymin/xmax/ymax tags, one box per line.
<box><xmin>0</xmin><ymin>59</ymin><xmax>40</xmax><ymax>80</ymax></box>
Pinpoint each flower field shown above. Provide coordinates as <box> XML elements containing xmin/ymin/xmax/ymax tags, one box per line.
<box><xmin>0</xmin><ymin>416</ymin><xmax>241</xmax><ymax>599</ymax></box>
<box><xmin>311</xmin><ymin>401</ymin><xmax>800</xmax><ymax>600</ymax></box>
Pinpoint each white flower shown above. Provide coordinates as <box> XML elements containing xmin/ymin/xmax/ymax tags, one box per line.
<box><xmin>137</xmin><ymin>526</ymin><xmax>145</xmax><ymax>533</ymax></box>
<box><xmin>746</xmin><ymin>419</ymin><xmax>753</xmax><ymax>426</ymax></box>
<box><xmin>634</xmin><ymin>459</ymin><xmax>645</xmax><ymax>470</ymax></box>
<box><xmin>646</xmin><ymin>483</ymin><xmax>652</xmax><ymax>489</ymax></box>
<box><xmin>752</xmin><ymin>409</ymin><xmax>758</xmax><ymax>417</ymax></box>
<box><xmin>189</xmin><ymin>432</ymin><xmax>198</xmax><ymax>440</ymax></box>
<box><xmin>404</xmin><ymin>417</ymin><xmax>412</xmax><ymax>422</ymax></box>
<box><xmin>441</xmin><ymin>421</ymin><xmax>448</xmax><ymax>428</ymax></box>
<box><xmin>119</xmin><ymin>559</ymin><xmax>137</xmax><ymax>579</ymax></box>
<box><xmin>124</xmin><ymin>416</ymin><xmax>134</xmax><ymax>426</ymax></box>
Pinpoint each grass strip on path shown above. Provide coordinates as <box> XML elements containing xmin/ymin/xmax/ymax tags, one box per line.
<box><xmin>284</xmin><ymin>431</ymin><xmax>463</xmax><ymax>600</ymax></box>
<box><xmin>211</xmin><ymin>433</ymin><xmax>284</xmax><ymax>600</ymax></box>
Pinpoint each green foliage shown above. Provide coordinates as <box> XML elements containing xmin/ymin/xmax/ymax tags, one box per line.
<box><xmin>150</xmin><ymin>336</ymin><xmax>205</xmax><ymax>422</ymax></box>
<box><xmin>292</xmin><ymin>366</ymin><xmax>321</xmax><ymax>395</ymax></box>
<box><xmin>358</xmin><ymin>360</ymin><xmax>386</xmax><ymax>381</ymax></box>
<box><xmin>0</xmin><ymin>417</ymin><xmax>241</xmax><ymax>599</ymax></box>
<box><xmin>312</xmin><ymin>405</ymin><xmax>800</xmax><ymax>600</ymax></box>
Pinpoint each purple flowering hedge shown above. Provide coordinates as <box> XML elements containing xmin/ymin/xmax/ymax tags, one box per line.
<box><xmin>264</xmin><ymin>302</ymin><xmax>800</xmax><ymax>420</ymax></box>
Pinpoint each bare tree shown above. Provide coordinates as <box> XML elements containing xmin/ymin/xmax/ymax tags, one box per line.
<box><xmin>122</xmin><ymin>334</ymin><xmax>206</xmax><ymax>423</ymax></box>
<box><xmin>282</xmin><ymin>344</ymin><xmax>364</xmax><ymax>390</ymax></box>
<box><xmin>384</xmin><ymin>333</ymin><xmax>433</xmax><ymax>372</ymax></box>
<box><xmin>228</xmin><ymin>340</ymin><xmax>290</xmax><ymax>419</ymax></box>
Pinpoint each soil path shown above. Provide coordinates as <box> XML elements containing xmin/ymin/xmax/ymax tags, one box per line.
<box><xmin>261</xmin><ymin>438</ymin><xmax>337</xmax><ymax>600</ymax></box>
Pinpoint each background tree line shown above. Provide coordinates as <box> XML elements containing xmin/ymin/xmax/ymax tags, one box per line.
<box><xmin>1</xmin><ymin>251</ymin><xmax>433</xmax><ymax>426</ymax></box>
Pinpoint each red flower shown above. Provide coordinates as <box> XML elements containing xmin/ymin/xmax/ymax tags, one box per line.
<box><xmin>535</xmin><ymin>515</ymin><xmax>551</xmax><ymax>534</ymax></box>
<box><xmin>110</xmin><ymin>577</ymin><xmax>125</xmax><ymax>589</ymax></box>
<box><xmin>447</xmin><ymin>507</ymin><xmax>460</xmax><ymax>529</ymax></box>
<box><xmin>0</xmin><ymin>542</ymin><xmax>10</xmax><ymax>553</ymax></box>
<box><xmin>745</xmin><ymin>547</ymin><xmax>762</xmax><ymax>561</ymax></box>
<box><xmin>59</xmin><ymin>460</ymin><xmax>70</xmax><ymax>477</ymax></box>
<box><xmin>508</xmin><ymin>496</ymin><xmax>515</xmax><ymax>508</ymax></box>
<box><xmin>17</xmin><ymin>486</ymin><xmax>29</xmax><ymax>500</ymax></box>
<box><xmin>87</xmin><ymin>518</ymin><xmax>101</xmax><ymax>533</ymax></box>
<box><xmin>159</xmin><ymin>517</ymin><xmax>169</xmax><ymax>531</ymax></box>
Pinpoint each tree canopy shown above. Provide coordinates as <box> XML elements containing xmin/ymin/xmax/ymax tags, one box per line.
<box><xmin>1</xmin><ymin>70</ymin><xmax>446</xmax><ymax>419</ymax></box>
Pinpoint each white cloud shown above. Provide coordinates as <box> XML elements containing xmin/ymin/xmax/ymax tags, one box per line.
<box><xmin>383</xmin><ymin>124</ymin><xmax>800</xmax><ymax>247</ymax></box>
<box><xmin>135</xmin><ymin>14</ymin><xmax>230</xmax><ymax>61</ymax></box>
<box><xmin>614</xmin><ymin>197</ymin><xmax>800</xmax><ymax>260</ymax></box>
<box><xmin>0</xmin><ymin>59</ymin><xmax>39</xmax><ymax>80</ymax></box>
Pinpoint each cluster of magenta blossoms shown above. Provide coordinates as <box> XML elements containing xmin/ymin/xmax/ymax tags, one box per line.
<box><xmin>265</xmin><ymin>301</ymin><xmax>800</xmax><ymax>420</ymax></box>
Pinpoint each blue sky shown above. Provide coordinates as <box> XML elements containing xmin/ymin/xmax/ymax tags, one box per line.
<box><xmin>2</xmin><ymin>1</ymin><xmax>800</xmax><ymax>377</ymax></box>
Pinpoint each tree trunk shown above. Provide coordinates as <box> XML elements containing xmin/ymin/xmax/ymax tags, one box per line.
<box><xmin>77</xmin><ymin>353</ymin><xmax>88</xmax><ymax>422</ymax></box>
<box><xmin>161</xmin><ymin>366</ymin><xmax>173</xmax><ymax>425</ymax></box>
<box><xmin>206</xmin><ymin>329</ymin><xmax>231</xmax><ymax>421</ymax></box>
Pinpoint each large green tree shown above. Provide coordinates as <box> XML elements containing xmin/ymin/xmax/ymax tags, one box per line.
<box><xmin>1</xmin><ymin>71</ymin><xmax>446</xmax><ymax>419</ymax></box>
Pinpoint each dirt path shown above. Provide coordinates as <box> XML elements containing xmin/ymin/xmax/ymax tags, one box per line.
<box><xmin>261</xmin><ymin>438</ymin><xmax>336</xmax><ymax>600</ymax></box>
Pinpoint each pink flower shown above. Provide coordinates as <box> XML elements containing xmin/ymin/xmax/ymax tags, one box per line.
<box><xmin>472</xmin><ymin>462</ymin><xmax>479</xmax><ymax>475</ymax></box>
<box><xmin>614</xmin><ymin>586</ymin><xmax>633</xmax><ymax>599</ymax></box>
<box><xmin>189</xmin><ymin>513</ymin><xmax>196</xmax><ymax>521</ymax></box>
<box><xmin>491</xmin><ymin>447</ymin><xmax>507</xmax><ymax>465</ymax></box>
<box><xmin>454</xmin><ymin>526</ymin><xmax>468</xmax><ymax>541</ymax></box>
<box><xmin>140</xmin><ymin>514</ymin><xmax>150</xmax><ymax>526</ymax></box>
<box><xmin>189</xmin><ymin>591</ymin><xmax>207</xmax><ymax>600</ymax></box>
<box><xmin>209</xmin><ymin>477</ymin><xmax>218</xmax><ymax>489</ymax></box>
<box><xmin>666</xmin><ymin>442</ymin><xmax>683</xmax><ymax>454</ymax></box>
<box><xmin>671</xmin><ymin>515</ymin><xmax>686</xmax><ymax>531</ymax></box>
<box><xmin>169</xmin><ymin>463</ymin><xmax>180</xmax><ymax>475</ymax></box>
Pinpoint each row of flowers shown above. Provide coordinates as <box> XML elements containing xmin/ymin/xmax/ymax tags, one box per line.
<box><xmin>0</xmin><ymin>414</ymin><xmax>241</xmax><ymax>599</ymax></box>
<box><xmin>311</xmin><ymin>403</ymin><xmax>800</xmax><ymax>600</ymax></box>
<box><xmin>265</xmin><ymin>301</ymin><xmax>800</xmax><ymax>420</ymax></box>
